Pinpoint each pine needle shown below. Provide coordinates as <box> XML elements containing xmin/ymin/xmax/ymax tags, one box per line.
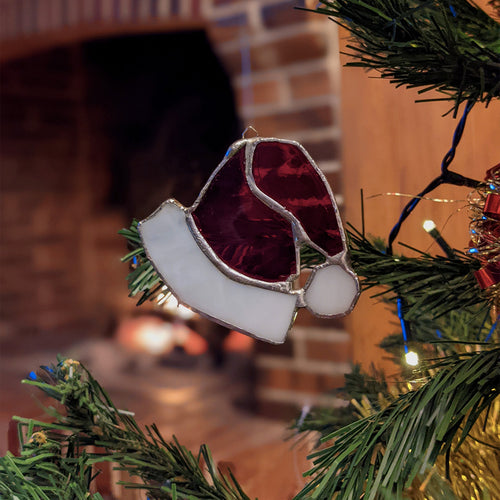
<box><xmin>294</xmin><ymin>348</ymin><xmax>500</xmax><ymax>499</ymax></box>
<box><xmin>306</xmin><ymin>0</ymin><xmax>500</xmax><ymax>113</ymax></box>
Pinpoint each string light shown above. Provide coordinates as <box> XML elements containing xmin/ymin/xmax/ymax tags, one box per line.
<box><xmin>423</xmin><ymin>219</ymin><xmax>436</xmax><ymax>232</ymax></box>
<box><xmin>405</xmin><ymin>351</ymin><xmax>419</xmax><ymax>366</ymax></box>
<box><xmin>387</xmin><ymin>101</ymin><xmax>476</xmax><ymax>255</ymax></box>
<box><xmin>422</xmin><ymin>219</ymin><xmax>455</xmax><ymax>258</ymax></box>
<box><xmin>397</xmin><ymin>297</ymin><xmax>410</xmax><ymax>353</ymax></box>
<box><xmin>368</xmin><ymin>193</ymin><xmax>463</xmax><ymax>203</ymax></box>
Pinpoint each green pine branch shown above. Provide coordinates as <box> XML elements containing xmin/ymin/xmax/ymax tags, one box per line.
<box><xmin>119</xmin><ymin>220</ymin><xmax>326</xmax><ymax>306</ymax></box>
<box><xmin>378</xmin><ymin>308</ymin><xmax>498</xmax><ymax>363</ymax></box>
<box><xmin>6</xmin><ymin>358</ymin><xmax>252</xmax><ymax>500</ymax></box>
<box><xmin>0</xmin><ymin>445</ymin><xmax>104</xmax><ymax>500</ymax></box>
<box><xmin>347</xmin><ymin>224</ymin><xmax>490</xmax><ymax>320</ymax></box>
<box><xmin>120</xmin><ymin>221</ymin><xmax>490</xmax><ymax>322</ymax></box>
<box><xmin>292</xmin><ymin>310</ymin><xmax>498</xmax><ymax>448</ymax></box>
<box><xmin>3</xmin><ymin>350</ymin><xmax>499</xmax><ymax>499</ymax></box>
<box><xmin>294</xmin><ymin>347</ymin><xmax>500</xmax><ymax>500</ymax></box>
<box><xmin>309</xmin><ymin>0</ymin><xmax>500</xmax><ymax>114</ymax></box>
<box><xmin>119</xmin><ymin>220</ymin><xmax>163</xmax><ymax>306</ymax></box>
<box><xmin>292</xmin><ymin>364</ymin><xmax>392</xmax><ymax>439</ymax></box>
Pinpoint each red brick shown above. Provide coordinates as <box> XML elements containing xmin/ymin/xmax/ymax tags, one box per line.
<box><xmin>318</xmin><ymin>373</ymin><xmax>345</xmax><ymax>392</ymax></box>
<box><xmin>258</xmin><ymin>367</ymin><xmax>294</xmax><ymax>391</ymax></box>
<box><xmin>221</xmin><ymin>32</ymin><xmax>328</xmax><ymax>75</ymax></box>
<box><xmin>218</xmin><ymin>50</ymin><xmax>242</xmax><ymax>76</ymax></box>
<box><xmin>290</xmin><ymin>69</ymin><xmax>333</xmax><ymax>99</ymax></box>
<box><xmin>0</xmin><ymin>247</ymin><xmax>32</xmax><ymax>266</ymax></box>
<box><xmin>294</xmin><ymin>307</ymin><xmax>346</xmax><ymax>329</ymax></box>
<box><xmin>305</xmin><ymin>339</ymin><xmax>352</xmax><ymax>362</ymax></box>
<box><xmin>208</xmin><ymin>12</ymin><xmax>249</xmax><ymax>44</ymax></box>
<box><xmin>261</xmin><ymin>1</ymin><xmax>314</xmax><ymax>29</ymax></box>
<box><xmin>208</xmin><ymin>25</ymin><xmax>242</xmax><ymax>45</ymax></box>
<box><xmin>256</xmin><ymin>400</ymin><xmax>299</xmax><ymax>420</ymax></box>
<box><xmin>0</xmin><ymin>47</ymin><xmax>127</xmax><ymax>346</ymax></box>
<box><xmin>257</xmin><ymin>366</ymin><xmax>346</xmax><ymax>394</ymax></box>
<box><xmin>236</xmin><ymin>79</ymin><xmax>281</xmax><ymax>107</ymax></box>
<box><xmin>293</xmin><ymin>371</ymin><xmax>319</xmax><ymax>392</ymax></box>
<box><xmin>293</xmin><ymin>371</ymin><xmax>345</xmax><ymax>393</ymax></box>
<box><xmin>256</xmin><ymin>32</ymin><xmax>327</xmax><ymax>70</ymax></box>
<box><xmin>252</xmin><ymin>105</ymin><xmax>333</xmax><ymax>136</ymax></box>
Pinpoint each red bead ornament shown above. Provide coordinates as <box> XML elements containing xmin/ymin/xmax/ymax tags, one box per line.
<box><xmin>470</xmin><ymin>164</ymin><xmax>500</xmax><ymax>302</ymax></box>
<box><xmin>475</xmin><ymin>262</ymin><xmax>500</xmax><ymax>290</ymax></box>
<box><xmin>484</xmin><ymin>193</ymin><xmax>500</xmax><ymax>220</ymax></box>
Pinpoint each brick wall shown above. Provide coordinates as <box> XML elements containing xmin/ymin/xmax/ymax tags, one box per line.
<box><xmin>0</xmin><ymin>0</ymin><xmax>351</xmax><ymax>418</ymax></box>
<box><xmin>0</xmin><ymin>47</ymin><xmax>129</xmax><ymax>352</ymax></box>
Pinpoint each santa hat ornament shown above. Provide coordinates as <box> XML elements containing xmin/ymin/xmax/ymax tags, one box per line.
<box><xmin>139</xmin><ymin>130</ymin><xmax>359</xmax><ymax>344</ymax></box>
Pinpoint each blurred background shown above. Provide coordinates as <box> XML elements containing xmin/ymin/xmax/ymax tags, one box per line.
<box><xmin>0</xmin><ymin>0</ymin><xmax>497</xmax><ymax>498</ymax></box>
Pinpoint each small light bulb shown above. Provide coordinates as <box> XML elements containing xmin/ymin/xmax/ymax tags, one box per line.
<box><xmin>423</xmin><ymin>220</ymin><xmax>436</xmax><ymax>232</ymax></box>
<box><xmin>405</xmin><ymin>351</ymin><xmax>419</xmax><ymax>366</ymax></box>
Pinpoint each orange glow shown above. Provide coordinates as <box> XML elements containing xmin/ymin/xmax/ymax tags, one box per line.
<box><xmin>183</xmin><ymin>330</ymin><xmax>209</xmax><ymax>356</ymax></box>
<box><xmin>116</xmin><ymin>316</ymin><xmax>175</xmax><ymax>355</ymax></box>
<box><xmin>224</xmin><ymin>331</ymin><xmax>254</xmax><ymax>352</ymax></box>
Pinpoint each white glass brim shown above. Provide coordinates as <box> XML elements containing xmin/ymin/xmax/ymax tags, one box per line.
<box><xmin>139</xmin><ymin>201</ymin><xmax>299</xmax><ymax>344</ymax></box>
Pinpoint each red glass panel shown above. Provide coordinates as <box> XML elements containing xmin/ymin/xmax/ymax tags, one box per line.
<box><xmin>192</xmin><ymin>147</ymin><xmax>296</xmax><ymax>282</ymax></box>
<box><xmin>252</xmin><ymin>141</ymin><xmax>343</xmax><ymax>257</ymax></box>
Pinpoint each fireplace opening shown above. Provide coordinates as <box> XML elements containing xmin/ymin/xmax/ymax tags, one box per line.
<box><xmin>0</xmin><ymin>30</ymin><xmax>243</xmax><ymax>371</ymax></box>
<box><xmin>83</xmin><ymin>30</ymin><xmax>248</xmax><ymax>371</ymax></box>
<box><xmin>83</xmin><ymin>30</ymin><xmax>241</xmax><ymax>218</ymax></box>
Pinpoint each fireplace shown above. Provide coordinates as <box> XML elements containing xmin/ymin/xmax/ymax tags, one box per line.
<box><xmin>0</xmin><ymin>0</ymin><xmax>352</xmax><ymax>419</ymax></box>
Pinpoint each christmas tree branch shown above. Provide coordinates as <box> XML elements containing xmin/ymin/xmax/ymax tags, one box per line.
<box><xmin>3</xmin><ymin>349</ymin><xmax>498</xmax><ymax>500</ymax></box>
<box><xmin>293</xmin><ymin>312</ymin><xmax>498</xmax><ymax>444</ymax></box>
<box><xmin>348</xmin><ymin>224</ymin><xmax>489</xmax><ymax>319</ymax></box>
<box><xmin>119</xmin><ymin>220</ymin><xmax>327</xmax><ymax>306</ymax></box>
<box><xmin>290</xmin><ymin>364</ymin><xmax>392</xmax><ymax>442</ymax></box>
<box><xmin>307</xmin><ymin>0</ymin><xmax>500</xmax><ymax>114</ymax></box>
<box><xmin>0</xmin><ymin>445</ymin><xmax>104</xmax><ymax>500</ymax></box>
<box><xmin>120</xmin><ymin>220</ymin><xmax>490</xmax><ymax>321</ymax></box>
<box><xmin>6</xmin><ymin>359</ymin><xmax>251</xmax><ymax>500</ymax></box>
<box><xmin>294</xmin><ymin>347</ymin><xmax>500</xmax><ymax>500</ymax></box>
<box><xmin>119</xmin><ymin>220</ymin><xmax>164</xmax><ymax>305</ymax></box>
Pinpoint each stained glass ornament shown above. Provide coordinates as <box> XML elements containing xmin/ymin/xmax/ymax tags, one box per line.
<box><xmin>139</xmin><ymin>133</ymin><xmax>359</xmax><ymax>344</ymax></box>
